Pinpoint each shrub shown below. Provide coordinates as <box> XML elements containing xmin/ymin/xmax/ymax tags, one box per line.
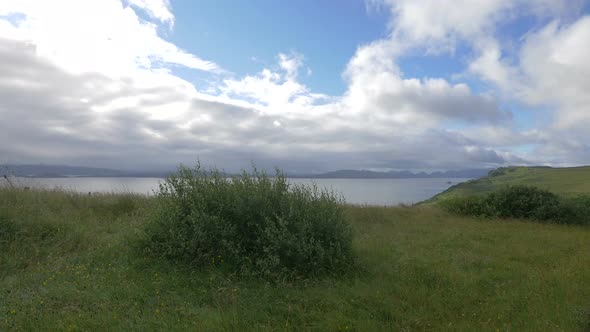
<box><xmin>486</xmin><ymin>185</ymin><xmax>561</xmax><ymax>220</ymax></box>
<box><xmin>440</xmin><ymin>185</ymin><xmax>588</xmax><ymax>225</ymax></box>
<box><xmin>142</xmin><ymin>164</ymin><xmax>354</xmax><ymax>279</ymax></box>
<box><xmin>558</xmin><ymin>195</ymin><xmax>590</xmax><ymax>225</ymax></box>
<box><xmin>488</xmin><ymin>167</ymin><xmax>517</xmax><ymax>177</ymax></box>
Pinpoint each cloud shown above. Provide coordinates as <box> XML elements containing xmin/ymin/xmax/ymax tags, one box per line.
<box><xmin>220</xmin><ymin>53</ymin><xmax>330</xmax><ymax>115</ymax></box>
<box><xmin>0</xmin><ymin>0</ymin><xmax>217</xmax><ymax>76</ymax></box>
<box><xmin>278</xmin><ymin>52</ymin><xmax>304</xmax><ymax>80</ymax></box>
<box><xmin>364</xmin><ymin>0</ymin><xmax>589</xmax><ymax>166</ymax></box>
<box><xmin>340</xmin><ymin>8</ymin><xmax>512</xmax><ymax>126</ymax></box>
<box><xmin>0</xmin><ymin>35</ymin><xmax>514</xmax><ymax>172</ymax></box>
<box><xmin>126</xmin><ymin>0</ymin><xmax>174</xmax><ymax>27</ymax></box>
<box><xmin>1</xmin><ymin>0</ymin><xmax>588</xmax><ymax>172</ymax></box>
<box><xmin>371</xmin><ymin>0</ymin><xmax>581</xmax><ymax>52</ymax></box>
<box><xmin>343</xmin><ymin>57</ymin><xmax>510</xmax><ymax>125</ymax></box>
<box><xmin>0</xmin><ymin>37</ymin><xmax>275</xmax><ymax>170</ymax></box>
<box><xmin>467</xmin><ymin>14</ymin><xmax>590</xmax><ymax>164</ymax></box>
<box><xmin>519</xmin><ymin>17</ymin><xmax>590</xmax><ymax>129</ymax></box>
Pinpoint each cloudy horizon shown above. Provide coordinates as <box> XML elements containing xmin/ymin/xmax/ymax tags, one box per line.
<box><xmin>1</xmin><ymin>0</ymin><xmax>589</xmax><ymax>173</ymax></box>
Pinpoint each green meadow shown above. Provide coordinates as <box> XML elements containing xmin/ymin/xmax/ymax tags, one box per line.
<box><xmin>2</xmin><ymin>185</ymin><xmax>590</xmax><ymax>331</ymax></box>
<box><xmin>428</xmin><ymin>166</ymin><xmax>590</xmax><ymax>202</ymax></box>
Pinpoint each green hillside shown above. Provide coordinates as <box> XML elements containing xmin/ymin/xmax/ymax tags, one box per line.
<box><xmin>428</xmin><ymin>166</ymin><xmax>590</xmax><ymax>202</ymax></box>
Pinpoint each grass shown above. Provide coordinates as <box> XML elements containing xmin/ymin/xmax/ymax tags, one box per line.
<box><xmin>428</xmin><ymin>166</ymin><xmax>590</xmax><ymax>203</ymax></box>
<box><xmin>1</xmin><ymin>188</ymin><xmax>590</xmax><ymax>330</ymax></box>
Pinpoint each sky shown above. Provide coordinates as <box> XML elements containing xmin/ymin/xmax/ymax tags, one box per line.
<box><xmin>0</xmin><ymin>0</ymin><xmax>589</xmax><ymax>173</ymax></box>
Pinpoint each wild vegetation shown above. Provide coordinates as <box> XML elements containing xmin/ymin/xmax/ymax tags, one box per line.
<box><xmin>439</xmin><ymin>185</ymin><xmax>590</xmax><ymax>225</ymax></box>
<box><xmin>142</xmin><ymin>165</ymin><xmax>354</xmax><ymax>279</ymax></box>
<box><xmin>1</xmin><ymin>182</ymin><xmax>590</xmax><ymax>330</ymax></box>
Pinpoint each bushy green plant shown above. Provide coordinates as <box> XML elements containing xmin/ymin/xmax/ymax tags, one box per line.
<box><xmin>487</xmin><ymin>166</ymin><xmax>517</xmax><ymax>177</ymax></box>
<box><xmin>440</xmin><ymin>185</ymin><xmax>588</xmax><ymax>225</ymax></box>
<box><xmin>557</xmin><ymin>195</ymin><xmax>590</xmax><ymax>225</ymax></box>
<box><xmin>142</xmin><ymin>164</ymin><xmax>354</xmax><ymax>278</ymax></box>
<box><xmin>486</xmin><ymin>185</ymin><xmax>561</xmax><ymax>220</ymax></box>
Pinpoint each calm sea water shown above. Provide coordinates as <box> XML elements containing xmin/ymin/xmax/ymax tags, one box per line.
<box><xmin>11</xmin><ymin>177</ymin><xmax>470</xmax><ymax>206</ymax></box>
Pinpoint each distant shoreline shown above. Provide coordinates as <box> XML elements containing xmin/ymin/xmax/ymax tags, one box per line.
<box><xmin>13</xmin><ymin>174</ymin><xmax>474</xmax><ymax>180</ymax></box>
<box><xmin>3</xmin><ymin>164</ymin><xmax>490</xmax><ymax>180</ymax></box>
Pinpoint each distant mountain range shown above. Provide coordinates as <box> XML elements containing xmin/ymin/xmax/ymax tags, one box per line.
<box><xmin>1</xmin><ymin>164</ymin><xmax>491</xmax><ymax>179</ymax></box>
<box><xmin>1</xmin><ymin>164</ymin><xmax>171</xmax><ymax>178</ymax></box>
<box><xmin>294</xmin><ymin>169</ymin><xmax>491</xmax><ymax>179</ymax></box>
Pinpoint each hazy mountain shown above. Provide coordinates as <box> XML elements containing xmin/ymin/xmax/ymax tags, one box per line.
<box><xmin>0</xmin><ymin>164</ymin><xmax>170</xmax><ymax>178</ymax></box>
<box><xmin>301</xmin><ymin>169</ymin><xmax>491</xmax><ymax>179</ymax></box>
<box><xmin>1</xmin><ymin>164</ymin><xmax>490</xmax><ymax>179</ymax></box>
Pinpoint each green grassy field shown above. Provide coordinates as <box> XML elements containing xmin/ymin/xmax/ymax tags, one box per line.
<box><xmin>428</xmin><ymin>166</ymin><xmax>590</xmax><ymax>203</ymax></box>
<box><xmin>1</xmin><ymin>188</ymin><xmax>590</xmax><ymax>331</ymax></box>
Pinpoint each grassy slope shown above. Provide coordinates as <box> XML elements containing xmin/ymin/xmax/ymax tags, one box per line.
<box><xmin>428</xmin><ymin>166</ymin><xmax>590</xmax><ymax>202</ymax></box>
<box><xmin>1</xmin><ymin>189</ymin><xmax>590</xmax><ymax>331</ymax></box>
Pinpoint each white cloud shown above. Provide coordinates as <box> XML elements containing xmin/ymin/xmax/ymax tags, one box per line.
<box><xmin>343</xmin><ymin>44</ymin><xmax>509</xmax><ymax>125</ymax></box>
<box><xmin>519</xmin><ymin>17</ymin><xmax>590</xmax><ymax>129</ymax></box>
<box><xmin>220</xmin><ymin>53</ymin><xmax>330</xmax><ymax>116</ymax></box>
<box><xmin>467</xmin><ymin>15</ymin><xmax>590</xmax><ymax>161</ymax></box>
<box><xmin>386</xmin><ymin>0</ymin><xmax>512</xmax><ymax>52</ymax></box>
<box><xmin>0</xmin><ymin>0</ymin><xmax>216</xmax><ymax>77</ymax></box>
<box><xmin>278</xmin><ymin>52</ymin><xmax>304</xmax><ymax>80</ymax></box>
<box><xmin>126</xmin><ymin>0</ymin><xmax>174</xmax><ymax>27</ymax></box>
<box><xmin>469</xmin><ymin>38</ymin><xmax>515</xmax><ymax>88</ymax></box>
<box><xmin>340</xmin><ymin>4</ymin><xmax>512</xmax><ymax>126</ymax></box>
<box><xmin>372</xmin><ymin>0</ymin><xmax>580</xmax><ymax>52</ymax></box>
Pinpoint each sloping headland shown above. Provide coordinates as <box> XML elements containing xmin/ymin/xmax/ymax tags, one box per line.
<box><xmin>426</xmin><ymin>165</ymin><xmax>590</xmax><ymax>203</ymax></box>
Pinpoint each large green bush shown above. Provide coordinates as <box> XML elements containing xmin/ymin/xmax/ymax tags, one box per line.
<box><xmin>142</xmin><ymin>165</ymin><xmax>354</xmax><ymax>278</ymax></box>
<box><xmin>440</xmin><ymin>185</ymin><xmax>589</xmax><ymax>225</ymax></box>
<box><xmin>486</xmin><ymin>185</ymin><xmax>562</xmax><ymax>220</ymax></box>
